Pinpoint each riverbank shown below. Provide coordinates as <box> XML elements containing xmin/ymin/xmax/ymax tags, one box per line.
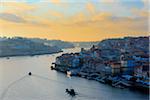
<box><xmin>0</xmin><ymin>37</ymin><xmax>64</xmax><ymax>58</ymax></box>
<box><xmin>52</xmin><ymin>64</ymin><xmax>149</xmax><ymax>94</ymax></box>
<box><xmin>0</xmin><ymin>50</ymin><xmax>63</xmax><ymax>58</ymax></box>
<box><xmin>53</xmin><ymin>37</ymin><xmax>149</xmax><ymax>94</ymax></box>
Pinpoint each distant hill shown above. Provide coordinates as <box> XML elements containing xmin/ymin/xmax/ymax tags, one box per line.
<box><xmin>21</xmin><ymin>38</ymin><xmax>99</xmax><ymax>49</ymax></box>
<box><xmin>73</xmin><ymin>41</ymin><xmax>99</xmax><ymax>48</ymax></box>
<box><xmin>98</xmin><ymin>36</ymin><xmax>149</xmax><ymax>52</ymax></box>
<box><xmin>0</xmin><ymin>37</ymin><xmax>102</xmax><ymax>57</ymax></box>
<box><xmin>0</xmin><ymin>37</ymin><xmax>62</xmax><ymax>57</ymax></box>
<box><xmin>30</xmin><ymin>38</ymin><xmax>75</xmax><ymax>49</ymax></box>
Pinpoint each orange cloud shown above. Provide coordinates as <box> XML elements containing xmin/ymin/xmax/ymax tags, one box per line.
<box><xmin>47</xmin><ymin>0</ymin><xmax>69</xmax><ymax>9</ymax></box>
<box><xmin>100</xmin><ymin>0</ymin><xmax>116</xmax><ymax>3</ymax></box>
<box><xmin>0</xmin><ymin>1</ymin><xmax>149</xmax><ymax>41</ymax></box>
<box><xmin>49</xmin><ymin>0</ymin><xmax>60</xmax><ymax>4</ymax></box>
<box><xmin>1</xmin><ymin>11</ymin><xmax>148</xmax><ymax>42</ymax></box>
<box><xmin>91</xmin><ymin>13</ymin><xmax>112</xmax><ymax>21</ymax></box>
<box><xmin>71</xmin><ymin>12</ymin><xmax>87</xmax><ymax>23</ymax></box>
<box><xmin>132</xmin><ymin>8</ymin><xmax>149</xmax><ymax>18</ymax></box>
<box><xmin>48</xmin><ymin>10</ymin><xmax>64</xmax><ymax>18</ymax></box>
<box><xmin>1</xmin><ymin>2</ymin><xmax>37</xmax><ymax>14</ymax></box>
<box><xmin>86</xmin><ymin>2</ymin><xmax>95</xmax><ymax>14</ymax></box>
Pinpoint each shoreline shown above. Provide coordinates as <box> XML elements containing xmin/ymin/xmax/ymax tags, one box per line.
<box><xmin>0</xmin><ymin>50</ymin><xmax>63</xmax><ymax>58</ymax></box>
<box><xmin>52</xmin><ymin>65</ymin><xmax>149</xmax><ymax>94</ymax></box>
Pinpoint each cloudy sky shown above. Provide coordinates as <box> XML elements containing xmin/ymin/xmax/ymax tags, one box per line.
<box><xmin>0</xmin><ymin>0</ymin><xmax>149</xmax><ymax>41</ymax></box>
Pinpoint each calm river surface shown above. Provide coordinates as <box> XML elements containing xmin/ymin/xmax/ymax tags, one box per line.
<box><xmin>0</xmin><ymin>48</ymin><xmax>148</xmax><ymax>100</ymax></box>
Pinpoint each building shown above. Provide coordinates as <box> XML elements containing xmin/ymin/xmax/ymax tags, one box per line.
<box><xmin>107</xmin><ymin>62</ymin><xmax>121</xmax><ymax>75</ymax></box>
<box><xmin>120</xmin><ymin>52</ymin><xmax>135</xmax><ymax>75</ymax></box>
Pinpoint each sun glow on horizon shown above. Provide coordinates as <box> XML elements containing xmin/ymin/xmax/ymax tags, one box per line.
<box><xmin>0</xmin><ymin>0</ymin><xmax>149</xmax><ymax>41</ymax></box>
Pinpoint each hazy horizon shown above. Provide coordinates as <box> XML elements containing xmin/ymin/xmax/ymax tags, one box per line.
<box><xmin>0</xmin><ymin>35</ymin><xmax>149</xmax><ymax>42</ymax></box>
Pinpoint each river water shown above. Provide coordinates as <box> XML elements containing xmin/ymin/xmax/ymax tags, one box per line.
<box><xmin>0</xmin><ymin>48</ymin><xmax>148</xmax><ymax>100</ymax></box>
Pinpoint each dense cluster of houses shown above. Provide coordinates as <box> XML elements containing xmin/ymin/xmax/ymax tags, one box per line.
<box><xmin>54</xmin><ymin>37</ymin><xmax>149</xmax><ymax>90</ymax></box>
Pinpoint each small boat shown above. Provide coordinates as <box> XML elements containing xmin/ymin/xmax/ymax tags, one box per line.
<box><xmin>65</xmin><ymin>88</ymin><xmax>77</xmax><ymax>97</ymax></box>
<box><xmin>28</xmin><ymin>72</ymin><xmax>32</xmax><ymax>76</ymax></box>
<box><xmin>6</xmin><ymin>57</ymin><xmax>10</xmax><ymax>59</ymax></box>
<box><xmin>114</xmin><ymin>85</ymin><xmax>125</xmax><ymax>89</ymax></box>
<box><xmin>51</xmin><ymin>66</ymin><xmax>55</xmax><ymax>70</ymax></box>
<box><xmin>112</xmin><ymin>81</ymin><xmax>127</xmax><ymax>89</ymax></box>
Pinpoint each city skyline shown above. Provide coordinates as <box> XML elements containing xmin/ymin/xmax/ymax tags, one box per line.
<box><xmin>0</xmin><ymin>0</ymin><xmax>149</xmax><ymax>41</ymax></box>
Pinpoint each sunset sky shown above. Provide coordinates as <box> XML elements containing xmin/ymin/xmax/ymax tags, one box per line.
<box><xmin>0</xmin><ymin>0</ymin><xmax>149</xmax><ymax>41</ymax></box>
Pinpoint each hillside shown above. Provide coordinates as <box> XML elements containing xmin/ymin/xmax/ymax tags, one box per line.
<box><xmin>98</xmin><ymin>37</ymin><xmax>149</xmax><ymax>54</ymax></box>
<box><xmin>31</xmin><ymin>38</ymin><xmax>74</xmax><ymax>49</ymax></box>
<box><xmin>0</xmin><ymin>37</ymin><xmax>62</xmax><ymax>57</ymax></box>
